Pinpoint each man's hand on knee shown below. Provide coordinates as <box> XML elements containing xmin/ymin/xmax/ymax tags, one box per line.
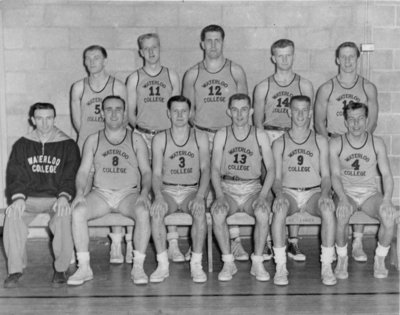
<box><xmin>150</xmin><ymin>196</ymin><xmax>168</xmax><ymax>218</ymax></box>
<box><xmin>336</xmin><ymin>197</ymin><xmax>353</xmax><ymax>220</ymax></box>
<box><xmin>211</xmin><ymin>196</ymin><xmax>229</xmax><ymax>215</ymax></box>
<box><xmin>252</xmin><ymin>196</ymin><xmax>270</xmax><ymax>214</ymax></box>
<box><xmin>53</xmin><ymin>196</ymin><xmax>71</xmax><ymax>216</ymax></box>
<box><xmin>318</xmin><ymin>195</ymin><xmax>335</xmax><ymax>213</ymax></box>
<box><xmin>272</xmin><ymin>196</ymin><xmax>289</xmax><ymax>214</ymax></box>
<box><xmin>189</xmin><ymin>195</ymin><xmax>205</xmax><ymax>218</ymax></box>
<box><xmin>71</xmin><ymin>194</ymin><xmax>86</xmax><ymax>209</ymax></box>
<box><xmin>6</xmin><ymin>199</ymin><xmax>26</xmax><ymax>218</ymax></box>
<box><xmin>379</xmin><ymin>200</ymin><xmax>397</xmax><ymax>223</ymax></box>
<box><xmin>136</xmin><ymin>192</ymin><xmax>151</xmax><ymax>210</ymax></box>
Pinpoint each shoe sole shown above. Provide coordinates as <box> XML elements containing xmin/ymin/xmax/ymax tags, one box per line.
<box><xmin>110</xmin><ymin>259</ymin><xmax>124</xmax><ymax>264</ymax></box>
<box><xmin>288</xmin><ymin>253</ymin><xmax>306</xmax><ymax>261</ymax></box>
<box><xmin>192</xmin><ymin>277</ymin><xmax>207</xmax><ymax>283</ymax></box>
<box><xmin>322</xmin><ymin>279</ymin><xmax>337</xmax><ymax>286</ymax></box>
<box><xmin>250</xmin><ymin>270</ymin><xmax>270</xmax><ymax>282</ymax></box>
<box><xmin>374</xmin><ymin>273</ymin><xmax>388</xmax><ymax>279</ymax></box>
<box><xmin>274</xmin><ymin>279</ymin><xmax>288</xmax><ymax>286</ymax></box>
<box><xmin>352</xmin><ymin>255</ymin><xmax>367</xmax><ymax>262</ymax></box>
<box><xmin>133</xmin><ymin>278</ymin><xmax>149</xmax><ymax>285</ymax></box>
<box><xmin>67</xmin><ymin>275</ymin><xmax>93</xmax><ymax>286</ymax></box>
<box><xmin>218</xmin><ymin>268</ymin><xmax>238</xmax><ymax>281</ymax></box>
<box><xmin>334</xmin><ymin>272</ymin><xmax>348</xmax><ymax>280</ymax></box>
<box><xmin>150</xmin><ymin>273</ymin><xmax>169</xmax><ymax>283</ymax></box>
<box><xmin>234</xmin><ymin>256</ymin><xmax>249</xmax><ymax>261</ymax></box>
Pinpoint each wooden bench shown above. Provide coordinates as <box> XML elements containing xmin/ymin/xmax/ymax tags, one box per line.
<box><xmin>224</xmin><ymin>208</ymin><xmax>400</xmax><ymax>271</ymax></box>
<box><xmin>0</xmin><ymin>209</ymin><xmax>214</xmax><ymax>273</ymax></box>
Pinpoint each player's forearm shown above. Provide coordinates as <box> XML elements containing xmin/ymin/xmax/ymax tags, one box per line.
<box><xmin>197</xmin><ymin>168</ymin><xmax>210</xmax><ymax>199</ymax></box>
<box><xmin>211</xmin><ymin>170</ymin><xmax>224</xmax><ymax>199</ymax></box>
<box><xmin>140</xmin><ymin>171</ymin><xmax>152</xmax><ymax>197</ymax></box>
<box><xmin>272</xmin><ymin>178</ymin><xmax>284</xmax><ymax>198</ymax></box>
<box><xmin>75</xmin><ymin>171</ymin><xmax>89</xmax><ymax>196</ymax></box>
<box><xmin>382</xmin><ymin>175</ymin><xmax>394</xmax><ymax>202</ymax></box>
<box><xmin>260</xmin><ymin>167</ymin><xmax>275</xmax><ymax>199</ymax></box>
<box><xmin>315</xmin><ymin>120</ymin><xmax>328</xmax><ymax>137</ymax></box>
<box><xmin>152</xmin><ymin>174</ymin><xmax>164</xmax><ymax>199</ymax></box>
<box><xmin>320</xmin><ymin>176</ymin><xmax>332</xmax><ymax>198</ymax></box>
<box><xmin>331</xmin><ymin>175</ymin><xmax>347</xmax><ymax>200</ymax></box>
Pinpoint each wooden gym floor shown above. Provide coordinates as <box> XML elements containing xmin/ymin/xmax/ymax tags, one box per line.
<box><xmin>0</xmin><ymin>235</ymin><xmax>398</xmax><ymax>315</ymax></box>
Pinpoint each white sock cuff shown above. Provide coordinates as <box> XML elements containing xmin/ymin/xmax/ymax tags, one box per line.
<box><xmin>133</xmin><ymin>250</ymin><xmax>146</xmax><ymax>260</ymax></box>
<box><xmin>251</xmin><ymin>254</ymin><xmax>263</xmax><ymax>262</ymax></box>
<box><xmin>109</xmin><ymin>233</ymin><xmax>123</xmax><ymax>242</ymax></box>
<box><xmin>320</xmin><ymin>246</ymin><xmax>334</xmax><ymax>264</ymax></box>
<box><xmin>273</xmin><ymin>246</ymin><xmax>287</xmax><ymax>264</ymax></box>
<box><xmin>353</xmin><ymin>232</ymin><xmax>363</xmax><ymax>239</ymax></box>
<box><xmin>375</xmin><ymin>243</ymin><xmax>390</xmax><ymax>257</ymax></box>
<box><xmin>156</xmin><ymin>251</ymin><xmax>169</xmax><ymax>262</ymax></box>
<box><xmin>77</xmin><ymin>251</ymin><xmax>90</xmax><ymax>263</ymax></box>
<box><xmin>229</xmin><ymin>227</ymin><xmax>240</xmax><ymax>239</ymax></box>
<box><xmin>190</xmin><ymin>252</ymin><xmax>202</xmax><ymax>263</ymax></box>
<box><xmin>335</xmin><ymin>244</ymin><xmax>348</xmax><ymax>257</ymax></box>
<box><xmin>222</xmin><ymin>254</ymin><xmax>234</xmax><ymax>263</ymax></box>
<box><xmin>167</xmin><ymin>232</ymin><xmax>179</xmax><ymax>241</ymax></box>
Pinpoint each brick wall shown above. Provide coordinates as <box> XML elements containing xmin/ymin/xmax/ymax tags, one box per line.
<box><xmin>0</xmin><ymin>0</ymin><xmax>399</xmax><ymax>208</ymax></box>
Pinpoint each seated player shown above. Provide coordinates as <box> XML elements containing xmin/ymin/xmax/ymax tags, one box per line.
<box><xmin>330</xmin><ymin>102</ymin><xmax>398</xmax><ymax>279</ymax></box>
<box><xmin>211</xmin><ymin>93</ymin><xmax>275</xmax><ymax>282</ymax></box>
<box><xmin>271</xmin><ymin>95</ymin><xmax>336</xmax><ymax>286</ymax></box>
<box><xmin>150</xmin><ymin>95</ymin><xmax>210</xmax><ymax>283</ymax></box>
<box><xmin>67</xmin><ymin>96</ymin><xmax>152</xmax><ymax>286</ymax></box>
<box><xmin>3</xmin><ymin>102</ymin><xmax>80</xmax><ymax>288</ymax></box>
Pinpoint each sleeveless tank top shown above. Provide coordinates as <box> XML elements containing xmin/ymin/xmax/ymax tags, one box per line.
<box><xmin>193</xmin><ymin>59</ymin><xmax>238</xmax><ymax>129</ymax></box>
<box><xmin>162</xmin><ymin>128</ymin><xmax>200</xmax><ymax>185</ymax></box>
<box><xmin>339</xmin><ymin>132</ymin><xmax>378</xmax><ymax>190</ymax></box>
<box><xmin>93</xmin><ymin>130</ymin><xmax>140</xmax><ymax>190</ymax></box>
<box><xmin>136</xmin><ymin>67</ymin><xmax>173</xmax><ymax>131</ymax></box>
<box><xmin>264</xmin><ymin>74</ymin><xmax>302</xmax><ymax>129</ymax></box>
<box><xmin>221</xmin><ymin>126</ymin><xmax>262</xmax><ymax>180</ymax></box>
<box><xmin>78</xmin><ymin>76</ymin><xmax>115</xmax><ymax>150</ymax></box>
<box><xmin>327</xmin><ymin>76</ymin><xmax>368</xmax><ymax>135</ymax></box>
<box><xmin>282</xmin><ymin>130</ymin><xmax>321</xmax><ymax>188</ymax></box>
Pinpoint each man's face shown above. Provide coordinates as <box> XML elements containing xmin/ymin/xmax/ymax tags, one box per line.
<box><xmin>345</xmin><ymin>108</ymin><xmax>368</xmax><ymax>137</ymax></box>
<box><xmin>31</xmin><ymin>109</ymin><xmax>55</xmax><ymax>136</ymax></box>
<box><xmin>289</xmin><ymin>100</ymin><xmax>312</xmax><ymax>128</ymax></box>
<box><xmin>337</xmin><ymin>47</ymin><xmax>359</xmax><ymax>74</ymax></box>
<box><xmin>272</xmin><ymin>46</ymin><xmax>294</xmax><ymax>71</ymax></box>
<box><xmin>84</xmin><ymin>49</ymin><xmax>107</xmax><ymax>75</ymax></box>
<box><xmin>102</xmin><ymin>98</ymin><xmax>125</xmax><ymax>129</ymax></box>
<box><xmin>201</xmin><ymin>31</ymin><xmax>224</xmax><ymax>59</ymax></box>
<box><xmin>168</xmin><ymin>101</ymin><xmax>190</xmax><ymax>128</ymax></box>
<box><xmin>228</xmin><ymin>99</ymin><xmax>252</xmax><ymax>127</ymax></box>
<box><xmin>140</xmin><ymin>37</ymin><xmax>160</xmax><ymax>65</ymax></box>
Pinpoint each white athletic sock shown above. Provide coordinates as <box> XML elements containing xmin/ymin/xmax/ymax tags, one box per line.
<box><xmin>229</xmin><ymin>227</ymin><xmax>240</xmax><ymax>240</ymax></box>
<box><xmin>320</xmin><ymin>245</ymin><xmax>334</xmax><ymax>264</ymax></box>
<box><xmin>375</xmin><ymin>243</ymin><xmax>390</xmax><ymax>257</ymax></box>
<box><xmin>77</xmin><ymin>252</ymin><xmax>90</xmax><ymax>266</ymax></box>
<box><xmin>273</xmin><ymin>246</ymin><xmax>287</xmax><ymax>265</ymax></box>
<box><xmin>335</xmin><ymin>244</ymin><xmax>348</xmax><ymax>257</ymax></box>
<box><xmin>190</xmin><ymin>252</ymin><xmax>202</xmax><ymax>265</ymax></box>
<box><xmin>133</xmin><ymin>250</ymin><xmax>146</xmax><ymax>267</ymax></box>
<box><xmin>109</xmin><ymin>233</ymin><xmax>123</xmax><ymax>243</ymax></box>
<box><xmin>156</xmin><ymin>251</ymin><xmax>169</xmax><ymax>264</ymax></box>
<box><xmin>222</xmin><ymin>254</ymin><xmax>234</xmax><ymax>263</ymax></box>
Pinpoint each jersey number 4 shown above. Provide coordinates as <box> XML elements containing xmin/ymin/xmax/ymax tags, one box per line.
<box><xmin>351</xmin><ymin>159</ymin><xmax>360</xmax><ymax>171</ymax></box>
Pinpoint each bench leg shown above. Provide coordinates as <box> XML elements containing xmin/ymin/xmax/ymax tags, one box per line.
<box><xmin>396</xmin><ymin>223</ymin><xmax>400</xmax><ymax>271</ymax></box>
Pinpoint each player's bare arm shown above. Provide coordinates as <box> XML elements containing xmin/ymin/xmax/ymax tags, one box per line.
<box><xmin>314</xmin><ymin>81</ymin><xmax>332</xmax><ymax>137</ymax></box>
<box><xmin>182</xmin><ymin>66</ymin><xmax>198</xmax><ymax>122</ymax></box>
<box><xmin>364</xmin><ymin>80</ymin><xmax>378</xmax><ymax>133</ymax></box>
<box><xmin>70</xmin><ymin>79</ymin><xmax>84</xmax><ymax>132</ymax></box>
<box><xmin>126</xmin><ymin>71</ymin><xmax>139</xmax><ymax>128</ymax></box>
<box><xmin>169</xmin><ymin>69</ymin><xmax>180</xmax><ymax>96</ymax></box>
<box><xmin>231</xmin><ymin>62</ymin><xmax>248</xmax><ymax>94</ymax></box>
<box><xmin>271</xmin><ymin>137</ymin><xmax>287</xmax><ymax>212</ymax></box>
<box><xmin>253</xmin><ymin>80</ymin><xmax>269</xmax><ymax>128</ymax></box>
<box><xmin>316</xmin><ymin>134</ymin><xmax>334</xmax><ymax>210</ymax></box>
<box><xmin>257</xmin><ymin>128</ymin><xmax>275</xmax><ymax>198</ymax></box>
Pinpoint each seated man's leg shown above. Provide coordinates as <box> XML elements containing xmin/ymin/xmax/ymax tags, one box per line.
<box><xmin>271</xmin><ymin>193</ymin><xmax>296</xmax><ymax>286</ymax></box>
<box><xmin>211</xmin><ymin>193</ymin><xmax>238</xmax><ymax>281</ymax></box>
<box><xmin>3</xmin><ymin>197</ymin><xmax>55</xmax><ymax>288</ymax></box>
<box><xmin>361</xmin><ymin>193</ymin><xmax>395</xmax><ymax>278</ymax></box>
<box><xmin>165</xmin><ymin>191</ymin><xmax>185</xmax><ymax>262</ymax></box>
<box><xmin>68</xmin><ymin>191</ymin><xmax>111</xmax><ymax>286</ymax></box>
<box><xmin>334</xmin><ymin>194</ymin><xmax>356</xmax><ymax>280</ymax></box>
<box><xmin>242</xmin><ymin>193</ymin><xmax>270</xmax><ymax>282</ymax></box>
<box><xmin>118</xmin><ymin>192</ymin><xmax>151</xmax><ymax>285</ymax></box>
<box><xmin>306</xmin><ymin>192</ymin><xmax>336</xmax><ymax>286</ymax></box>
<box><xmin>183</xmin><ymin>191</ymin><xmax>207</xmax><ymax>283</ymax></box>
<box><xmin>352</xmin><ymin>224</ymin><xmax>367</xmax><ymax>262</ymax></box>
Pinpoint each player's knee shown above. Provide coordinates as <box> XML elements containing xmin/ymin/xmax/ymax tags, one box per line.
<box><xmin>211</xmin><ymin>208</ymin><xmax>227</xmax><ymax>225</ymax></box>
<box><xmin>72</xmin><ymin>204</ymin><xmax>87</xmax><ymax>221</ymax></box>
<box><xmin>379</xmin><ymin>208</ymin><xmax>395</xmax><ymax>227</ymax></box>
<box><xmin>191</xmin><ymin>207</ymin><xmax>205</xmax><ymax>219</ymax></box>
<box><xmin>254</xmin><ymin>208</ymin><xmax>269</xmax><ymax>226</ymax></box>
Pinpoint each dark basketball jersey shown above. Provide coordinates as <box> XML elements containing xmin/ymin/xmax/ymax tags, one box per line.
<box><xmin>282</xmin><ymin>130</ymin><xmax>321</xmax><ymax>188</ymax></box>
<box><xmin>221</xmin><ymin>126</ymin><xmax>262</xmax><ymax>180</ymax></box>
<box><xmin>136</xmin><ymin>67</ymin><xmax>173</xmax><ymax>131</ymax></box>
<box><xmin>93</xmin><ymin>130</ymin><xmax>140</xmax><ymax>190</ymax></box>
<box><xmin>193</xmin><ymin>59</ymin><xmax>238</xmax><ymax>130</ymax></box>
<box><xmin>162</xmin><ymin>128</ymin><xmax>200</xmax><ymax>185</ymax></box>
<box><xmin>339</xmin><ymin>132</ymin><xmax>378</xmax><ymax>190</ymax></box>
<box><xmin>327</xmin><ymin>76</ymin><xmax>368</xmax><ymax>135</ymax></box>
<box><xmin>78</xmin><ymin>76</ymin><xmax>115</xmax><ymax>150</ymax></box>
<box><xmin>264</xmin><ymin>74</ymin><xmax>302</xmax><ymax>129</ymax></box>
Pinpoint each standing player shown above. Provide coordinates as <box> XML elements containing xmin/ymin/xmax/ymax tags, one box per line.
<box><xmin>271</xmin><ymin>95</ymin><xmax>336</xmax><ymax>286</ymax></box>
<box><xmin>126</xmin><ymin>33</ymin><xmax>183</xmax><ymax>262</ymax></box>
<box><xmin>4</xmin><ymin>102</ymin><xmax>80</xmax><ymax>288</ymax></box>
<box><xmin>330</xmin><ymin>102</ymin><xmax>397</xmax><ymax>280</ymax></box>
<box><xmin>253</xmin><ymin>39</ymin><xmax>314</xmax><ymax>261</ymax></box>
<box><xmin>67</xmin><ymin>96</ymin><xmax>152</xmax><ymax>286</ymax></box>
<box><xmin>183</xmin><ymin>24</ymin><xmax>249</xmax><ymax>261</ymax></box>
<box><xmin>315</xmin><ymin>42</ymin><xmax>379</xmax><ymax>262</ymax></box>
<box><xmin>70</xmin><ymin>45</ymin><xmax>131</xmax><ymax>264</ymax></box>
<box><xmin>211</xmin><ymin>93</ymin><xmax>275</xmax><ymax>282</ymax></box>
<box><xmin>150</xmin><ymin>95</ymin><xmax>210</xmax><ymax>283</ymax></box>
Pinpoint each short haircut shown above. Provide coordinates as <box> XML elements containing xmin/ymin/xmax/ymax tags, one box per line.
<box><xmin>228</xmin><ymin>93</ymin><xmax>251</xmax><ymax>109</ymax></box>
<box><xmin>271</xmin><ymin>39</ymin><xmax>295</xmax><ymax>55</ymax></box>
<box><xmin>29</xmin><ymin>102</ymin><xmax>56</xmax><ymax>119</ymax></box>
<box><xmin>343</xmin><ymin>102</ymin><xmax>368</xmax><ymax>120</ymax></box>
<box><xmin>167</xmin><ymin>95</ymin><xmax>191</xmax><ymax>110</ymax></box>
<box><xmin>137</xmin><ymin>33</ymin><xmax>160</xmax><ymax>49</ymax></box>
<box><xmin>102</xmin><ymin>95</ymin><xmax>126</xmax><ymax>111</ymax></box>
<box><xmin>290</xmin><ymin>95</ymin><xmax>311</xmax><ymax>107</ymax></box>
<box><xmin>83</xmin><ymin>45</ymin><xmax>107</xmax><ymax>58</ymax></box>
<box><xmin>335</xmin><ymin>41</ymin><xmax>360</xmax><ymax>59</ymax></box>
<box><xmin>200</xmin><ymin>24</ymin><xmax>225</xmax><ymax>41</ymax></box>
